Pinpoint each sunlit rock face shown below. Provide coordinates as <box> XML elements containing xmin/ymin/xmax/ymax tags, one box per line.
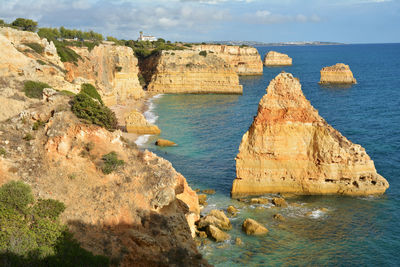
<box><xmin>232</xmin><ymin>72</ymin><xmax>388</xmax><ymax>198</ymax></box>
<box><xmin>319</xmin><ymin>63</ymin><xmax>357</xmax><ymax>84</ymax></box>
<box><xmin>147</xmin><ymin>50</ymin><xmax>243</xmax><ymax>94</ymax></box>
<box><xmin>263</xmin><ymin>51</ymin><xmax>292</xmax><ymax>66</ymax></box>
<box><xmin>192</xmin><ymin>44</ymin><xmax>263</xmax><ymax>75</ymax></box>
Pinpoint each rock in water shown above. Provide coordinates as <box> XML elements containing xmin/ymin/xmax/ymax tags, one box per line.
<box><xmin>242</xmin><ymin>218</ymin><xmax>268</xmax><ymax>235</ymax></box>
<box><xmin>231</xmin><ymin>72</ymin><xmax>389</xmax><ymax>197</ymax></box>
<box><xmin>207</xmin><ymin>225</ymin><xmax>230</xmax><ymax>242</ymax></box>
<box><xmin>125</xmin><ymin>110</ymin><xmax>161</xmax><ymax>135</ymax></box>
<box><xmin>155</xmin><ymin>139</ymin><xmax>176</xmax><ymax>147</ymax></box>
<box><xmin>319</xmin><ymin>63</ymin><xmax>357</xmax><ymax>84</ymax></box>
<box><xmin>263</xmin><ymin>51</ymin><xmax>292</xmax><ymax>66</ymax></box>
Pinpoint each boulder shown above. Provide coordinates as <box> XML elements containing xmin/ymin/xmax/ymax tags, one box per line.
<box><xmin>202</xmin><ymin>189</ymin><xmax>216</xmax><ymax>195</ymax></box>
<box><xmin>235</xmin><ymin>237</ymin><xmax>243</xmax><ymax>246</ymax></box>
<box><xmin>206</xmin><ymin>225</ymin><xmax>230</xmax><ymax>242</ymax></box>
<box><xmin>273</xmin><ymin>214</ymin><xmax>285</xmax><ymax>221</ymax></box>
<box><xmin>155</xmin><ymin>139</ymin><xmax>176</xmax><ymax>147</ymax></box>
<box><xmin>197</xmin><ymin>210</ymin><xmax>231</xmax><ymax>231</ymax></box>
<box><xmin>272</xmin><ymin>198</ymin><xmax>287</xmax><ymax>208</ymax></box>
<box><xmin>250</xmin><ymin>198</ymin><xmax>269</xmax><ymax>204</ymax></box>
<box><xmin>198</xmin><ymin>194</ymin><xmax>207</xmax><ymax>206</ymax></box>
<box><xmin>242</xmin><ymin>218</ymin><xmax>268</xmax><ymax>235</ymax></box>
<box><xmin>125</xmin><ymin>110</ymin><xmax>161</xmax><ymax>135</ymax></box>
<box><xmin>227</xmin><ymin>205</ymin><xmax>238</xmax><ymax>216</ymax></box>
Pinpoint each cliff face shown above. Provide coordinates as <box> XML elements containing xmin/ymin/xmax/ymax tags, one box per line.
<box><xmin>0</xmin><ymin>95</ymin><xmax>206</xmax><ymax>266</ymax></box>
<box><xmin>193</xmin><ymin>44</ymin><xmax>263</xmax><ymax>75</ymax></box>
<box><xmin>147</xmin><ymin>50</ymin><xmax>243</xmax><ymax>94</ymax></box>
<box><xmin>232</xmin><ymin>72</ymin><xmax>388</xmax><ymax>197</ymax></box>
<box><xmin>319</xmin><ymin>63</ymin><xmax>357</xmax><ymax>84</ymax></box>
<box><xmin>263</xmin><ymin>51</ymin><xmax>292</xmax><ymax>66</ymax></box>
<box><xmin>65</xmin><ymin>45</ymin><xmax>144</xmax><ymax>106</ymax></box>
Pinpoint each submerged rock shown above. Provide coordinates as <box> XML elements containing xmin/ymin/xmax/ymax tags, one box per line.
<box><xmin>227</xmin><ymin>205</ymin><xmax>238</xmax><ymax>216</ymax></box>
<box><xmin>207</xmin><ymin>225</ymin><xmax>230</xmax><ymax>242</ymax></box>
<box><xmin>263</xmin><ymin>51</ymin><xmax>292</xmax><ymax>66</ymax></box>
<box><xmin>319</xmin><ymin>63</ymin><xmax>357</xmax><ymax>84</ymax></box>
<box><xmin>250</xmin><ymin>198</ymin><xmax>269</xmax><ymax>204</ymax></box>
<box><xmin>232</xmin><ymin>72</ymin><xmax>389</xmax><ymax>197</ymax></box>
<box><xmin>155</xmin><ymin>138</ymin><xmax>176</xmax><ymax>147</ymax></box>
<box><xmin>273</xmin><ymin>214</ymin><xmax>286</xmax><ymax>221</ymax></box>
<box><xmin>272</xmin><ymin>197</ymin><xmax>288</xmax><ymax>207</ymax></box>
<box><xmin>235</xmin><ymin>237</ymin><xmax>243</xmax><ymax>246</ymax></box>
<box><xmin>202</xmin><ymin>189</ymin><xmax>216</xmax><ymax>195</ymax></box>
<box><xmin>242</xmin><ymin>218</ymin><xmax>268</xmax><ymax>235</ymax></box>
<box><xmin>198</xmin><ymin>194</ymin><xmax>208</xmax><ymax>206</ymax></box>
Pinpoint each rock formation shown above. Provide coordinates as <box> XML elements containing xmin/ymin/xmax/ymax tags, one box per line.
<box><xmin>0</xmin><ymin>95</ymin><xmax>207</xmax><ymax>266</ymax></box>
<box><xmin>192</xmin><ymin>44</ymin><xmax>263</xmax><ymax>75</ymax></box>
<box><xmin>125</xmin><ymin>110</ymin><xmax>161</xmax><ymax>135</ymax></box>
<box><xmin>65</xmin><ymin>45</ymin><xmax>144</xmax><ymax>105</ymax></box>
<box><xmin>147</xmin><ymin>50</ymin><xmax>243</xmax><ymax>94</ymax></box>
<box><xmin>263</xmin><ymin>51</ymin><xmax>292</xmax><ymax>66</ymax></box>
<box><xmin>155</xmin><ymin>138</ymin><xmax>176</xmax><ymax>147</ymax></box>
<box><xmin>242</xmin><ymin>218</ymin><xmax>268</xmax><ymax>235</ymax></box>
<box><xmin>232</xmin><ymin>72</ymin><xmax>389</xmax><ymax>197</ymax></box>
<box><xmin>319</xmin><ymin>63</ymin><xmax>357</xmax><ymax>84</ymax></box>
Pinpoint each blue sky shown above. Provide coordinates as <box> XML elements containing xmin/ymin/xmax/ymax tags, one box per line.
<box><xmin>0</xmin><ymin>0</ymin><xmax>399</xmax><ymax>43</ymax></box>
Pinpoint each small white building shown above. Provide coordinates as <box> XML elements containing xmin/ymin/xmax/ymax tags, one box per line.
<box><xmin>138</xmin><ymin>31</ymin><xmax>157</xmax><ymax>42</ymax></box>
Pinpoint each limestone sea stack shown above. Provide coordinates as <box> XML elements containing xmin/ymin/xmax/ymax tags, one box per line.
<box><xmin>192</xmin><ymin>44</ymin><xmax>263</xmax><ymax>75</ymax></box>
<box><xmin>231</xmin><ymin>72</ymin><xmax>389</xmax><ymax>197</ymax></box>
<box><xmin>319</xmin><ymin>63</ymin><xmax>357</xmax><ymax>84</ymax></box>
<box><xmin>125</xmin><ymin>110</ymin><xmax>161</xmax><ymax>135</ymax></box>
<box><xmin>147</xmin><ymin>50</ymin><xmax>243</xmax><ymax>94</ymax></box>
<box><xmin>263</xmin><ymin>51</ymin><xmax>292</xmax><ymax>66</ymax></box>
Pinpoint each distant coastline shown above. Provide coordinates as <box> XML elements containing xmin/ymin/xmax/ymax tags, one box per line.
<box><xmin>208</xmin><ymin>40</ymin><xmax>345</xmax><ymax>46</ymax></box>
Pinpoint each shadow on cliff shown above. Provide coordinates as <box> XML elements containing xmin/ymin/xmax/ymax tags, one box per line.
<box><xmin>1</xmin><ymin>205</ymin><xmax>208</xmax><ymax>267</ymax></box>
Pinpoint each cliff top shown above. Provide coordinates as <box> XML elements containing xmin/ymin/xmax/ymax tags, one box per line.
<box><xmin>321</xmin><ymin>63</ymin><xmax>351</xmax><ymax>72</ymax></box>
<box><xmin>265</xmin><ymin>51</ymin><xmax>291</xmax><ymax>58</ymax></box>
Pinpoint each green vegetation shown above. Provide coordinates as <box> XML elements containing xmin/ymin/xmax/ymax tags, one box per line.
<box><xmin>101</xmin><ymin>152</ymin><xmax>124</xmax><ymax>174</ymax></box>
<box><xmin>71</xmin><ymin>89</ymin><xmax>117</xmax><ymax>130</ymax></box>
<box><xmin>125</xmin><ymin>38</ymin><xmax>184</xmax><ymax>59</ymax></box>
<box><xmin>11</xmin><ymin>18</ymin><xmax>37</xmax><ymax>32</ymax></box>
<box><xmin>0</xmin><ymin>148</ymin><xmax>6</xmax><ymax>157</ymax></box>
<box><xmin>199</xmin><ymin>50</ymin><xmax>207</xmax><ymax>57</ymax></box>
<box><xmin>0</xmin><ymin>19</ymin><xmax>5</xmax><ymax>26</ymax></box>
<box><xmin>59</xmin><ymin>90</ymin><xmax>76</xmax><ymax>97</ymax></box>
<box><xmin>54</xmin><ymin>42</ymin><xmax>82</xmax><ymax>63</ymax></box>
<box><xmin>23</xmin><ymin>133</ymin><xmax>34</xmax><ymax>141</ymax></box>
<box><xmin>23</xmin><ymin>80</ymin><xmax>51</xmax><ymax>99</ymax></box>
<box><xmin>23</xmin><ymin>42</ymin><xmax>44</xmax><ymax>54</ymax></box>
<box><xmin>80</xmin><ymin>83</ymin><xmax>103</xmax><ymax>105</ymax></box>
<box><xmin>37</xmin><ymin>59</ymin><xmax>46</xmax><ymax>65</ymax></box>
<box><xmin>138</xmin><ymin>73</ymin><xmax>146</xmax><ymax>87</ymax></box>
<box><xmin>0</xmin><ymin>181</ymin><xmax>109</xmax><ymax>266</ymax></box>
<box><xmin>32</xmin><ymin>120</ymin><xmax>45</xmax><ymax>131</ymax></box>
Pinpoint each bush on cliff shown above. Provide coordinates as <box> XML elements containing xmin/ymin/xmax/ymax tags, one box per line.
<box><xmin>24</xmin><ymin>42</ymin><xmax>44</xmax><ymax>54</ymax></box>
<box><xmin>0</xmin><ymin>181</ymin><xmax>109</xmax><ymax>266</ymax></box>
<box><xmin>11</xmin><ymin>18</ymin><xmax>37</xmax><ymax>32</ymax></box>
<box><xmin>24</xmin><ymin>81</ymin><xmax>51</xmax><ymax>99</ymax></box>
<box><xmin>199</xmin><ymin>50</ymin><xmax>207</xmax><ymax>57</ymax></box>
<box><xmin>71</xmin><ymin>93</ymin><xmax>117</xmax><ymax>130</ymax></box>
<box><xmin>54</xmin><ymin>42</ymin><xmax>82</xmax><ymax>63</ymax></box>
<box><xmin>80</xmin><ymin>83</ymin><xmax>103</xmax><ymax>105</ymax></box>
<box><xmin>101</xmin><ymin>152</ymin><xmax>125</xmax><ymax>174</ymax></box>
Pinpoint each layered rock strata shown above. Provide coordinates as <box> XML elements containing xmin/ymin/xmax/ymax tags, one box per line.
<box><xmin>147</xmin><ymin>50</ymin><xmax>243</xmax><ymax>94</ymax></box>
<box><xmin>263</xmin><ymin>51</ymin><xmax>292</xmax><ymax>66</ymax></box>
<box><xmin>0</xmin><ymin>95</ymin><xmax>207</xmax><ymax>266</ymax></box>
<box><xmin>232</xmin><ymin>72</ymin><xmax>389</xmax><ymax>197</ymax></box>
<box><xmin>319</xmin><ymin>63</ymin><xmax>357</xmax><ymax>84</ymax></box>
<box><xmin>193</xmin><ymin>44</ymin><xmax>263</xmax><ymax>75</ymax></box>
<box><xmin>65</xmin><ymin>45</ymin><xmax>144</xmax><ymax>105</ymax></box>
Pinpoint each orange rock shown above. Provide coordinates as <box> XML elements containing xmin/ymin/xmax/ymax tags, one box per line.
<box><xmin>263</xmin><ymin>51</ymin><xmax>292</xmax><ymax>66</ymax></box>
<box><xmin>319</xmin><ymin>63</ymin><xmax>357</xmax><ymax>84</ymax></box>
<box><xmin>232</xmin><ymin>72</ymin><xmax>389</xmax><ymax>197</ymax></box>
<box><xmin>155</xmin><ymin>139</ymin><xmax>176</xmax><ymax>147</ymax></box>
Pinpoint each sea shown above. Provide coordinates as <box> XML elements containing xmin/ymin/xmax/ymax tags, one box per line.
<box><xmin>138</xmin><ymin>44</ymin><xmax>400</xmax><ymax>266</ymax></box>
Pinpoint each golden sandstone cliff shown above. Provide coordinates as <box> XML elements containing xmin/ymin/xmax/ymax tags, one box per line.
<box><xmin>65</xmin><ymin>45</ymin><xmax>144</xmax><ymax>106</ymax></box>
<box><xmin>319</xmin><ymin>63</ymin><xmax>357</xmax><ymax>84</ymax></box>
<box><xmin>193</xmin><ymin>44</ymin><xmax>263</xmax><ymax>75</ymax></box>
<box><xmin>231</xmin><ymin>72</ymin><xmax>388</xmax><ymax>197</ymax></box>
<box><xmin>263</xmin><ymin>51</ymin><xmax>292</xmax><ymax>66</ymax></box>
<box><xmin>147</xmin><ymin>50</ymin><xmax>243</xmax><ymax>94</ymax></box>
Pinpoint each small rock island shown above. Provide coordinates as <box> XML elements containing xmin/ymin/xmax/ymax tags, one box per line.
<box><xmin>319</xmin><ymin>63</ymin><xmax>357</xmax><ymax>84</ymax></box>
<box><xmin>263</xmin><ymin>51</ymin><xmax>292</xmax><ymax>66</ymax></box>
<box><xmin>231</xmin><ymin>72</ymin><xmax>389</xmax><ymax>197</ymax></box>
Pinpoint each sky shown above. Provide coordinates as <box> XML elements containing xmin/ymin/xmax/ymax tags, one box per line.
<box><xmin>0</xmin><ymin>0</ymin><xmax>399</xmax><ymax>43</ymax></box>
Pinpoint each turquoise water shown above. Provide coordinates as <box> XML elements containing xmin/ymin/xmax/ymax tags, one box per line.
<box><xmin>141</xmin><ymin>44</ymin><xmax>400</xmax><ymax>266</ymax></box>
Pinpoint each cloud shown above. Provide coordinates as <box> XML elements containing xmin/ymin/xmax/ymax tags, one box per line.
<box><xmin>245</xmin><ymin>10</ymin><xmax>321</xmax><ymax>24</ymax></box>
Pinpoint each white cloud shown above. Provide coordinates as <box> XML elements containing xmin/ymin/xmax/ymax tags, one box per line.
<box><xmin>245</xmin><ymin>10</ymin><xmax>321</xmax><ymax>24</ymax></box>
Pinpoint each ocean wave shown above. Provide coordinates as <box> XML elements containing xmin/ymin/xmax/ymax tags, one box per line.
<box><xmin>135</xmin><ymin>134</ymin><xmax>151</xmax><ymax>146</ymax></box>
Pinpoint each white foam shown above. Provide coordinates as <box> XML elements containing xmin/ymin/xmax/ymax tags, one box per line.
<box><xmin>143</xmin><ymin>94</ymin><xmax>164</xmax><ymax>124</ymax></box>
<box><xmin>308</xmin><ymin>209</ymin><xmax>325</xmax><ymax>219</ymax></box>
<box><xmin>135</xmin><ymin>134</ymin><xmax>151</xmax><ymax>147</ymax></box>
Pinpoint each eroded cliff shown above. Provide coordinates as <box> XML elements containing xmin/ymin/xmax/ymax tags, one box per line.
<box><xmin>193</xmin><ymin>44</ymin><xmax>263</xmax><ymax>75</ymax></box>
<box><xmin>65</xmin><ymin>45</ymin><xmax>144</xmax><ymax>106</ymax></box>
<box><xmin>232</xmin><ymin>72</ymin><xmax>388</xmax><ymax>197</ymax></box>
<box><xmin>147</xmin><ymin>50</ymin><xmax>243</xmax><ymax>94</ymax></box>
<box><xmin>0</xmin><ymin>95</ymin><xmax>207</xmax><ymax>266</ymax></box>
<box><xmin>319</xmin><ymin>63</ymin><xmax>357</xmax><ymax>84</ymax></box>
<box><xmin>263</xmin><ymin>51</ymin><xmax>292</xmax><ymax>66</ymax></box>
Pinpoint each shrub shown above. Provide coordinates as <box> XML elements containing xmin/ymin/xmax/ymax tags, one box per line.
<box><xmin>0</xmin><ymin>147</ymin><xmax>6</xmax><ymax>157</ymax></box>
<box><xmin>24</xmin><ymin>80</ymin><xmax>51</xmax><ymax>99</ymax></box>
<box><xmin>59</xmin><ymin>90</ymin><xmax>75</xmax><ymax>97</ymax></box>
<box><xmin>55</xmin><ymin>42</ymin><xmax>82</xmax><ymax>63</ymax></box>
<box><xmin>0</xmin><ymin>181</ymin><xmax>109</xmax><ymax>265</ymax></box>
<box><xmin>101</xmin><ymin>152</ymin><xmax>124</xmax><ymax>174</ymax></box>
<box><xmin>32</xmin><ymin>120</ymin><xmax>45</xmax><ymax>131</ymax></box>
<box><xmin>80</xmin><ymin>83</ymin><xmax>103</xmax><ymax>105</ymax></box>
<box><xmin>199</xmin><ymin>50</ymin><xmax>207</xmax><ymax>57</ymax></box>
<box><xmin>138</xmin><ymin>73</ymin><xmax>146</xmax><ymax>87</ymax></box>
<box><xmin>11</xmin><ymin>18</ymin><xmax>37</xmax><ymax>32</ymax></box>
<box><xmin>71</xmin><ymin>93</ymin><xmax>117</xmax><ymax>130</ymax></box>
<box><xmin>23</xmin><ymin>133</ymin><xmax>34</xmax><ymax>141</ymax></box>
<box><xmin>24</xmin><ymin>43</ymin><xmax>44</xmax><ymax>54</ymax></box>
